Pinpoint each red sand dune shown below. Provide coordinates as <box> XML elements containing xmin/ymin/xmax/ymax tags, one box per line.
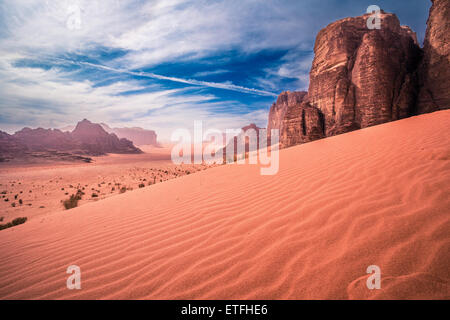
<box><xmin>0</xmin><ymin>111</ymin><xmax>449</xmax><ymax>299</ymax></box>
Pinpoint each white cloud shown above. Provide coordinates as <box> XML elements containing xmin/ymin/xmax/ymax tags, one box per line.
<box><xmin>1</xmin><ymin>0</ymin><xmax>320</xmax><ymax>68</ymax></box>
<box><xmin>0</xmin><ymin>0</ymin><xmax>328</xmax><ymax>138</ymax></box>
<box><xmin>193</xmin><ymin>69</ymin><xmax>229</xmax><ymax>78</ymax></box>
<box><xmin>0</xmin><ymin>53</ymin><xmax>268</xmax><ymax>139</ymax></box>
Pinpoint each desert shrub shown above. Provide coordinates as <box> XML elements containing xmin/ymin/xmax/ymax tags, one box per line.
<box><xmin>91</xmin><ymin>193</ymin><xmax>98</xmax><ymax>198</ymax></box>
<box><xmin>63</xmin><ymin>190</ymin><xmax>83</xmax><ymax>210</ymax></box>
<box><xmin>139</xmin><ymin>183</ymin><xmax>145</xmax><ymax>188</ymax></box>
<box><xmin>0</xmin><ymin>217</ymin><xmax>27</xmax><ymax>231</ymax></box>
<box><xmin>0</xmin><ymin>217</ymin><xmax>3</xmax><ymax>222</ymax></box>
<box><xmin>63</xmin><ymin>195</ymin><xmax>79</xmax><ymax>210</ymax></box>
<box><xmin>19</xmin><ymin>199</ymin><xmax>23</xmax><ymax>205</ymax></box>
<box><xmin>120</xmin><ymin>186</ymin><xmax>127</xmax><ymax>194</ymax></box>
<box><xmin>11</xmin><ymin>202</ymin><xmax>16</xmax><ymax>207</ymax></box>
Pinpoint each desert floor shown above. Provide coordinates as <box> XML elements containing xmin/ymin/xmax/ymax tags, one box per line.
<box><xmin>0</xmin><ymin>145</ymin><xmax>213</xmax><ymax>223</ymax></box>
<box><xmin>0</xmin><ymin>111</ymin><xmax>449</xmax><ymax>299</ymax></box>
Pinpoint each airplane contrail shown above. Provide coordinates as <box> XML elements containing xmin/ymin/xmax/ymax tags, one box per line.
<box><xmin>56</xmin><ymin>58</ymin><xmax>278</xmax><ymax>97</ymax></box>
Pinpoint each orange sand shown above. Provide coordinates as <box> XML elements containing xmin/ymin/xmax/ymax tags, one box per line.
<box><xmin>0</xmin><ymin>145</ymin><xmax>212</xmax><ymax>222</ymax></box>
<box><xmin>0</xmin><ymin>111</ymin><xmax>449</xmax><ymax>299</ymax></box>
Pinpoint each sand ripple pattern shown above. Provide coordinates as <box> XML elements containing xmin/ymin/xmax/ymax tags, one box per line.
<box><xmin>0</xmin><ymin>111</ymin><xmax>449</xmax><ymax>299</ymax></box>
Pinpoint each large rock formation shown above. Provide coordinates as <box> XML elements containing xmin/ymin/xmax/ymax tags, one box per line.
<box><xmin>267</xmin><ymin>91</ymin><xmax>324</xmax><ymax>148</ymax></box>
<box><xmin>100</xmin><ymin>123</ymin><xmax>158</xmax><ymax>146</ymax></box>
<box><xmin>267</xmin><ymin>91</ymin><xmax>308</xmax><ymax>135</ymax></box>
<box><xmin>417</xmin><ymin>0</ymin><xmax>450</xmax><ymax>113</ymax></box>
<box><xmin>308</xmin><ymin>11</ymin><xmax>422</xmax><ymax>136</ymax></box>
<box><xmin>72</xmin><ymin>119</ymin><xmax>142</xmax><ymax>155</ymax></box>
<box><xmin>267</xmin><ymin>7</ymin><xmax>449</xmax><ymax>148</ymax></box>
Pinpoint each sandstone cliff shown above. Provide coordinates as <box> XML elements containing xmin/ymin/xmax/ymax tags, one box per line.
<box><xmin>417</xmin><ymin>0</ymin><xmax>450</xmax><ymax>113</ymax></box>
<box><xmin>267</xmin><ymin>91</ymin><xmax>308</xmax><ymax>135</ymax></box>
<box><xmin>268</xmin><ymin>3</ymin><xmax>448</xmax><ymax>149</ymax></box>
<box><xmin>308</xmin><ymin>12</ymin><xmax>421</xmax><ymax>136</ymax></box>
<box><xmin>267</xmin><ymin>91</ymin><xmax>324</xmax><ymax>148</ymax></box>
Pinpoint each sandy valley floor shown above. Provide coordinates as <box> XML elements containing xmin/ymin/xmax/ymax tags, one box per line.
<box><xmin>0</xmin><ymin>145</ymin><xmax>213</xmax><ymax>223</ymax></box>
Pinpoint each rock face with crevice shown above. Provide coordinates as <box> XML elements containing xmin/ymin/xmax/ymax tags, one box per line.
<box><xmin>268</xmin><ymin>91</ymin><xmax>324</xmax><ymax>148</ymax></box>
<box><xmin>308</xmin><ymin>11</ymin><xmax>422</xmax><ymax>136</ymax></box>
<box><xmin>416</xmin><ymin>0</ymin><xmax>450</xmax><ymax>113</ymax></box>
<box><xmin>267</xmin><ymin>9</ymin><xmax>446</xmax><ymax>148</ymax></box>
<box><xmin>267</xmin><ymin>91</ymin><xmax>308</xmax><ymax>135</ymax></box>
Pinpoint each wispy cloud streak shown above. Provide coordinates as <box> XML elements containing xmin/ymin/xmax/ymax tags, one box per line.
<box><xmin>56</xmin><ymin>58</ymin><xmax>277</xmax><ymax>97</ymax></box>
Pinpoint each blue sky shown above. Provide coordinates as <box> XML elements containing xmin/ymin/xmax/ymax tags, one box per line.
<box><xmin>0</xmin><ymin>0</ymin><xmax>431</xmax><ymax>140</ymax></box>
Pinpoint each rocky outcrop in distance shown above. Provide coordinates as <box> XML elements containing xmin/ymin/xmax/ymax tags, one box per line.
<box><xmin>268</xmin><ymin>1</ymin><xmax>449</xmax><ymax>149</ymax></box>
<box><xmin>222</xmin><ymin>123</ymin><xmax>263</xmax><ymax>162</ymax></box>
<box><xmin>100</xmin><ymin>123</ymin><xmax>158</xmax><ymax>146</ymax></box>
<box><xmin>0</xmin><ymin>119</ymin><xmax>142</xmax><ymax>161</ymax></box>
<box><xmin>71</xmin><ymin>119</ymin><xmax>142</xmax><ymax>155</ymax></box>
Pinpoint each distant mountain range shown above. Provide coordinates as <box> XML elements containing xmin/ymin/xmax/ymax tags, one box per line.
<box><xmin>0</xmin><ymin>119</ymin><xmax>143</xmax><ymax>162</ymax></box>
<box><xmin>60</xmin><ymin>123</ymin><xmax>158</xmax><ymax>147</ymax></box>
<box><xmin>99</xmin><ymin>123</ymin><xmax>158</xmax><ymax>147</ymax></box>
